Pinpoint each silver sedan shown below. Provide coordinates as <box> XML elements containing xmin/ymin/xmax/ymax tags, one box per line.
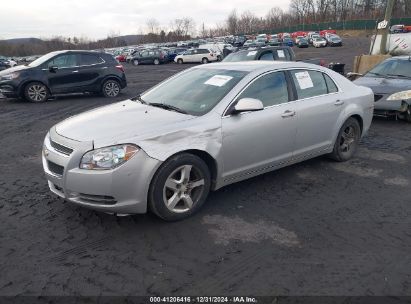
<box><xmin>42</xmin><ymin>61</ymin><xmax>374</xmax><ymax>220</ymax></box>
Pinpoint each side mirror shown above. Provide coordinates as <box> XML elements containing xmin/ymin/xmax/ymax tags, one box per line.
<box><xmin>49</xmin><ymin>66</ymin><xmax>58</xmax><ymax>73</ymax></box>
<box><xmin>233</xmin><ymin>98</ymin><xmax>264</xmax><ymax>114</ymax></box>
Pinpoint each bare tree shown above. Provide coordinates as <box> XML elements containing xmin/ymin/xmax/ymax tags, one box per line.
<box><xmin>146</xmin><ymin>18</ymin><xmax>160</xmax><ymax>34</ymax></box>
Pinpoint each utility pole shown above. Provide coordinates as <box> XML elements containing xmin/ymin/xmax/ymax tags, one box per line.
<box><xmin>379</xmin><ymin>0</ymin><xmax>395</xmax><ymax>54</ymax></box>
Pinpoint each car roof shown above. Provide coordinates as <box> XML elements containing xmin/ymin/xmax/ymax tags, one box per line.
<box><xmin>193</xmin><ymin>61</ymin><xmax>325</xmax><ymax>73</ymax></box>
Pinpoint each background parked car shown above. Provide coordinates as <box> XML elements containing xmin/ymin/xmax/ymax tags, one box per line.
<box><xmin>297</xmin><ymin>38</ymin><xmax>309</xmax><ymax>48</ymax></box>
<box><xmin>353</xmin><ymin>56</ymin><xmax>411</xmax><ymax>122</ymax></box>
<box><xmin>223</xmin><ymin>46</ymin><xmax>295</xmax><ymax>62</ymax></box>
<box><xmin>131</xmin><ymin>49</ymin><xmax>169</xmax><ymax>65</ymax></box>
<box><xmin>282</xmin><ymin>37</ymin><xmax>295</xmax><ymax>47</ymax></box>
<box><xmin>174</xmin><ymin>48</ymin><xmax>218</xmax><ymax>64</ymax></box>
<box><xmin>313</xmin><ymin>37</ymin><xmax>327</xmax><ymax>48</ymax></box>
<box><xmin>0</xmin><ymin>50</ymin><xmax>126</xmax><ymax>102</ymax></box>
<box><xmin>327</xmin><ymin>35</ymin><xmax>343</xmax><ymax>46</ymax></box>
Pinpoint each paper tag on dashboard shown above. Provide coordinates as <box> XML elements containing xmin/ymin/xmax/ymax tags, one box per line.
<box><xmin>295</xmin><ymin>71</ymin><xmax>313</xmax><ymax>89</ymax></box>
<box><xmin>277</xmin><ymin>50</ymin><xmax>285</xmax><ymax>58</ymax></box>
<box><xmin>247</xmin><ymin>51</ymin><xmax>257</xmax><ymax>56</ymax></box>
<box><xmin>204</xmin><ymin>75</ymin><xmax>233</xmax><ymax>87</ymax></box>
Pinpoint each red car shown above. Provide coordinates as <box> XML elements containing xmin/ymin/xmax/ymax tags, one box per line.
<box><xmin>320</xmin><ymin>29</ymin><xmax>337</xmax><ymax>37</ymax></box>
<box><xmin>115</xmin><ymin>54</ymin><xmax>127</xmax><ymax>62</ymax></box>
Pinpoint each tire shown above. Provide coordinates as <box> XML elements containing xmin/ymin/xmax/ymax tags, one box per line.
<box><xmin>24</xmin><ymin>82</ymin><xmax>49</xmax><ymax>103</ymax></box>
<box><xmin>329</xmin><ymin>117</ymin><xmax>361</xmax><ymax>162</ymax></box>
<box><xmin>132</xmin><ymin>59</ymin><xmax>139</xmax><ymax>66</ymax></box>
<box><xmin>217</xmin><ymin>55</ymin><xmax>222</xmax><ymax>61</ymax></box>
<box><xmin>177</xmin><ymin>59</ymin><xmax>183</xmax><ymax>64</ymax></box>
<box><xmin>102</xmin><ymin>79</ymin><xmax>121</xmax><ymax>98</ymax></box>
<box><xmin>153</xmin><ymin>58</ymin><xmax>160</xmax><ymax>65</ymax></box>
<box><xmin>202</xmin><ymin>57</ymin><xmax>209</xmax><ymax>64</ymax></box>
<box><xmin>148</xmin><ymin>153</ymin><xmax>211</xmax><ymax>221</ymax></box>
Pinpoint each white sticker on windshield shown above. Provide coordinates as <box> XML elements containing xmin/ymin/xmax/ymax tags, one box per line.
<box><xmin>204</xmin><ymin>75</ymin><xmax>233</xmax><ymax>87</ymax></box>
<box><xmin>295</xmin><ymin>71</ymin><xmax>314</xmax><ymax>90</ymax></box>
<box><xmin>277</xmin><ymin>50</ymin><xmax>285</xmax><ymax>58</ymax></box>
<box><xmin>247</xmin><ymin>51</ymin><xmax>257</xmax><ymax>56</ymax></box>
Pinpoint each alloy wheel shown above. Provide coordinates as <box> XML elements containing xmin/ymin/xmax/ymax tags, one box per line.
<box><xmin>27</xmin><ymin>84</ymin><xmax>47</xmax><ymax>102</ymax></box>
<box><xmin>339</xmin><ymin>125</ymin><xmax>356</xmax><ymax>153</ymax></box>
<box><xmin>104</xmin><ymin>81</ymin><xmax>120</xmax><ymax>97</ymax></box>
<box><xmin>163</xmin><ymin>165</ymin><xmax>205</xmax><ymax>213</ymax></box>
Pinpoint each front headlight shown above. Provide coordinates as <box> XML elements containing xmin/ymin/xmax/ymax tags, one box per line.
<box><xmin>387</xmin><ymin>90</ymin><xmax>411</xmax><ymax>101</ymax></box>
<box><xmin>1</xmin><ymin>72</ymin><xmax>20</xmax><ymax>80</ymax></box>
<box><xmin>80</xmin><ymin>144</ymin><xmax>139</xmax><ymax>170</ymax></box>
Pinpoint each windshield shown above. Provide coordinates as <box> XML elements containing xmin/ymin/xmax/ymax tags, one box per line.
<box><xmin>223</xmin><ymin>51</ymin><xmax>256</xmax><ymax>62</ymax></box>
<box><xmin>367</xmin><ymin>59</ymin><xmax>411</xmax><ymax>78</ymax></box>
<box><xmin>141</xmin><ymin>68</ymin><xmax>247</xmax><ymax>116</ymax></box>
<box><xmin>28</xmin><ymin>52</ymin><xmax>60</xmax><ymax>67</ymax></box>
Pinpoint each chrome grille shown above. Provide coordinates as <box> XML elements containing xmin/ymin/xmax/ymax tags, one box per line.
<box><xmin>50</xmin><ymin>140</ymin><xmax>73</xmax><ymax>156</ymax></box>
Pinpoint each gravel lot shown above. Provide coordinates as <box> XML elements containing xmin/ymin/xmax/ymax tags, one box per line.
<box><xmin>1</xmin><ymin>37</ymin><xmax>411</xmax><ymax>298</ymax></box>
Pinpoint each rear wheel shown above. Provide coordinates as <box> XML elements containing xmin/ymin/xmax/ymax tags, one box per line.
<box><xmin>202</xmin><ymin>57</ymin><xmax>209</xmax><ymax>64</ymax></box>
<box><xmin>177</xmin><ymin>58</ymin><xmax>183</xmax><ymax>64</ymax></box>
<box><xmin>329</xmin><ymin>117</ymin><xmax>361</xmax><ymax>162</ymax></box>
<box><xmin>153</xmin><ymin>58</ymin><xmax>160</xmax><ymax>65</ymax></box>
<box><xmin>148</xmin><ymin>153</ymin><xmax>211</xmax><ymax>221</ymax></box>
<box><xmin>102</xmin><ymin>79</ymin><xmax>121</xmax><ymax>98</ymax></box>
<box><xmin>24</xmin><ymin>82</ymin><xmax>49</xmax><ymax>103</ymax></box>
<box><xmin>132</xmin><ymin>59</ymin><xmax>139</xmax><ymax>66</ymax></box>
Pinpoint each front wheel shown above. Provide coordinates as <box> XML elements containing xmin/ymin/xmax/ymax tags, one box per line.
<box><xmin>132</xmin><ymin>59</ymin><xmax>139</xmax><ymax>66</ymax></box>
<box><xmin>148</xmin><ymin>153</ymin><xmax>211</xmax><ymax>221</ymax></box>
<box><xmin>329</xmin><ymin>117</ymin><xmax>361</xmax><ymax>162</ymax></box>
<box><xmin>202</xmin><ymin>58</ymin><xmax>209</xmax><ymax>64</ymax></box>
<box><xmin>102</xmin><ymin>79</ymin><xmax>121</xmax><ymax>98</ymax></box>
<box><xmin>24</xmin><ymin>82</ymin><xmax>49</xmax><ymax>103</ymax></box>
<box><xmin>177</xmin><ymin>59</ymin><xmax>183</xmax><ymax>64</ymax></box>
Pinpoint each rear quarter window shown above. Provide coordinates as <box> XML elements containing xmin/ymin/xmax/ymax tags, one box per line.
<box><xmin>81</xmin><ymin>54</ymin><xmax>104</xmax><ymax>65</ymax></box>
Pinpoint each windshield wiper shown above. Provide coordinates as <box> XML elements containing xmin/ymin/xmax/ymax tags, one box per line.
<box><xmin>131</xmin><ymin>95</ymin><xmax>148</xmax><ymax>104</ymax></box>
<box><xmin>386</xmin><ymin>73</ymin><xmax>411</xmax><ymax>79</ymax></box>
<box><xmin>149</xmin><ymin>102</ymin><xmax>188</xmax><ymax>114</ymax></box>
<box><xmin>367</xmin><ymin>71</ymin><xmax>385</xmax><ymax>77</ymax></box>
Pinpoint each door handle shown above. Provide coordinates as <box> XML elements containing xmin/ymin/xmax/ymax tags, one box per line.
<box><xmin>72</xmin><ymin>70</ymin><xmax>79</xmax><ymax>73</ymax></box>
<box><xmin>334</xmin><ymin>100</ymin><xmax>344</xmax><ymax>106</ymax></box>
<box><xmin>281</xmin><ymin>110</ymin><xmax>296</xmax><ymax>118</ymax></box>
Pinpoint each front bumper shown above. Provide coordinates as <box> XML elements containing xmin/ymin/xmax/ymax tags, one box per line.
<box><xmin>0</xmin><ymin>81</ymin><xmax>18</xmax><ymax>98</ymax></box>
<box><xmin>42</xmin><ymin>129</ymin><xmax>162</xmax><ymax>214</ymax></box>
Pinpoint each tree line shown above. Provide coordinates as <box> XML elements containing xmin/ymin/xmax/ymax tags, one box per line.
<box><xmin>1</xmin><ymin>1</ymin><xmax>410</xmax><ymax>57</ymax></box>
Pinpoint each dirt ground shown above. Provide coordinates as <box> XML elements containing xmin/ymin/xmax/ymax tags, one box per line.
<box><xmin>1</xmin><ymin>37</ymin><xmax>411</xmax><ymax>300</ymax></box>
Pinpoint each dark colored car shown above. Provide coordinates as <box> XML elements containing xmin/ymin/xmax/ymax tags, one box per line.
<box><xmin>297</xmin><ymin>38</ymin><xmax>309</xmax><ymax>48</ymax></box>
<box><xmin>267</xmin><ymin>38</ymin><xmax>281</xmax><ymax>46</ymax></box>
<box><xmin>166</xmin><ymin>48</ymin><xmax>187</xmax><ymax>61</ymax></box>
<box><xmin>0</xmin><ymin>50</ymin><xmax>126</xmax><ymax>103</ymax></box>
<box><xmin>282</xmin><ymin>38</ymin><xmax>295</xmax><ymax>47</ymax></box>
<box><xmin>223</xmin><ymin>46</ymin><xmax>296</xmax><ymax>62</ymax></box>
<box><xmin>131</xmin><ymin>49</ymin><xmax>169</xmax><ymax>66</ymax></box>
<box><xmin>328</xmin><ymin>36</ymin><xmax>343</xmax><ymax>47</ymax></box>
<box><xmin>353</xmin><ymin>56</ymin><xmax>411</xmax><ymax>122</ymax></box>
<box><xmin>0</xmin><ymin>58</ymin><xmax>10</xmax><ymax>71</ymax></box>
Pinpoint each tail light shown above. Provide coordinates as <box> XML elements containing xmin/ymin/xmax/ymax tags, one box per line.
<box><xmin>319</xmin><ymin>59</ymin><xmax>326</xmax><ymax>67</ymax></box>
<box><xmin>210</xmin><ymin>53</ymin><xmax>214</xmax><ymax>57</ymax></box>
<box><xmin>115</xmin><ymin>65</ymin><xmax>125</xmax><ymax>73</ymax></box>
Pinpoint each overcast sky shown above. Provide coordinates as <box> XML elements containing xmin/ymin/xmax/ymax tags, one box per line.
<box><xmin>0</xmin><ymin>0</ymin><xmax>290</xmax><ymax>40</ymax></box>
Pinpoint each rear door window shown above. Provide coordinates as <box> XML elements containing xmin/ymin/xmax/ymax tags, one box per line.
<box><xmin>291</xmin><ymin>70</ymin><xmax>328</xmax><ymax>99</ymax></box>
<box><xmin>259</xmin><ymin>52</ymin><xmax>274</xmax><ymax>61</ymax></box>
<box><xmin>80</xmin><ymin>54</ymin><xmax>103</xmax><ymax>66</ymax></box>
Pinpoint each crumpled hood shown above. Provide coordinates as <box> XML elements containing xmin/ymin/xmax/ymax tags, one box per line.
<box><xmin>55</xmin><ymin>99</ymin><xmax>196</xmax><ymax>146</ymax></box>
<box><xmin>354</xmin><ymin>76</ymin><xmax>411</xmax><ymax>94</ymax></box>
<box><xmin>0</xmin><ymin>65</ymin><xmax>31</xmax><ymax>76</ymax></box>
